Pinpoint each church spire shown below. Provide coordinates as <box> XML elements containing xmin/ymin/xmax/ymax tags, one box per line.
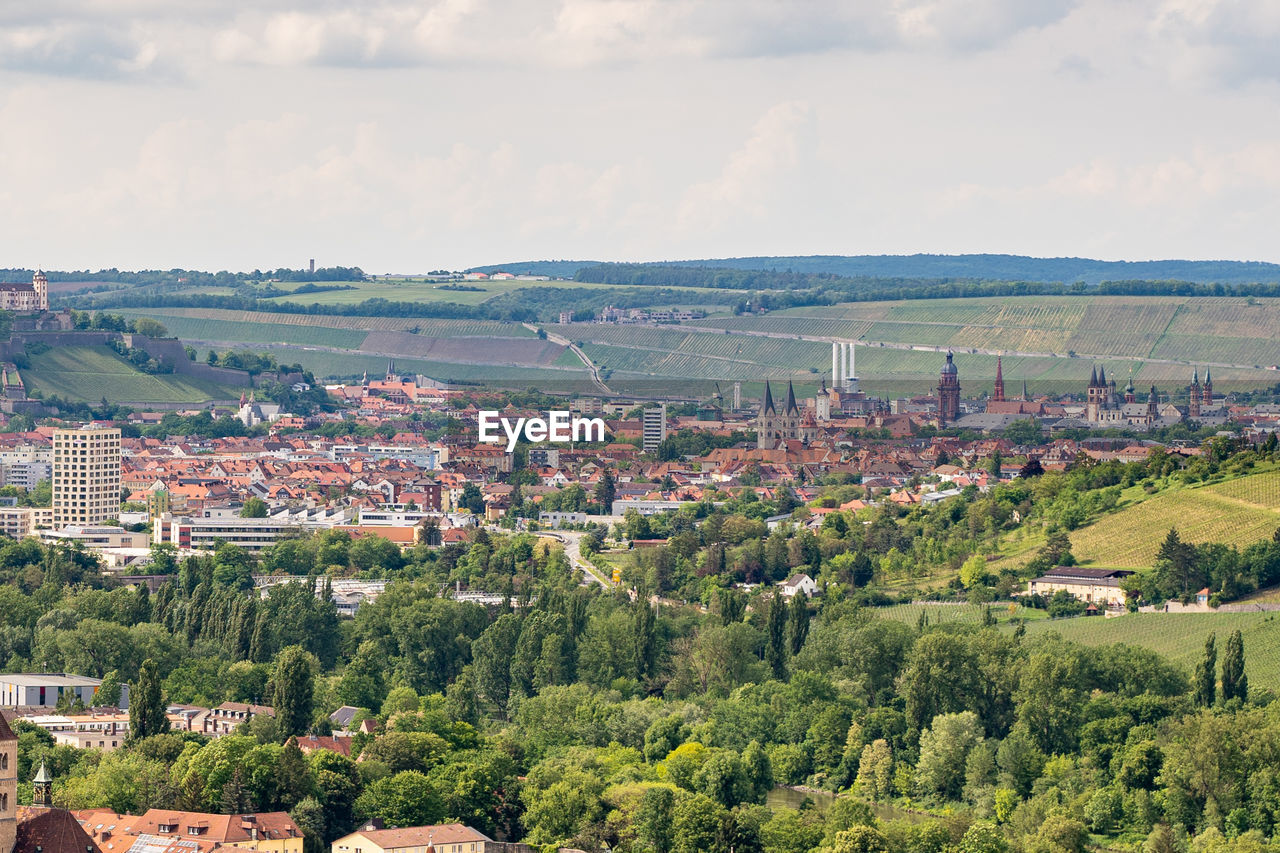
<box><xmin>784</xmin><ymin>380</ymin><xmax>798</xmax><ymax>415</ymax></box>
<box><xmin>32</xmin><ymin>759</ymin><xmax>52</xmax><ymax>807</ymax></box>
<box><xmin>761</xmin><ymin>381</ymin><xmax>775</xmax><ymax>415</ymax></box>
<box><xmin>993</xmin><ymin>356</ymin><xmax>1005</xmax><ymax>403</ymax></box>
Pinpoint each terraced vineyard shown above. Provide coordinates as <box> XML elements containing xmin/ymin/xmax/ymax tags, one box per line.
<box><xmin>358</xmin><ymin>331</ymin><xmax>566</xmax><ymax>365</ymax></box>
<box><xmin>116</xmin><ymin>308</ymin><xmax>536</xmax><ymax>337</ymax></box>
<box><xmin>213</xmin><ymin>345</ymin><xmax>594</xmax><ymax>391</ymax></box>
<box><xmin>24</xmin><ymin>346</ymin><xmax>240</xmax><ymax>403</ymax></box>
<box><xmin>1019</xmin><ymin>611</ymin><xmax>1280</xmax><ymax>694</ymax></box>
<box><xmin>115</xmin><ymin>294</ymin><xmax>1280</xmax><ymax>392</ymax></box>
<box><xmin>1070</xmin><ymin>470</ymin><xmax>1280</xmax><ymax>568</ymax></box>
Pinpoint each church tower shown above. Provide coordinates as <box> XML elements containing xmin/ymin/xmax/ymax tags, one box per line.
<box><xmin>992</xmin><ymin>357</ymin><xmax>1005</xmax><ymax>403</ymax></box>
<box><xmin>1203</xmin><ymin>367</ymin><xmax>1213</xmax><ymax>406</ymax></box>
<box><xmin>1189</xmin><ymin>368</ymin><xmax>1201</xmax><ymax>418</ymax></box>
<box><xmin>1148</xmin><ymin>386</ymin><xmax>1160</xmax><ymax>423</ymax></box>
<box><xmin>1086</xmin><ymin>366</ymin><xmax>1103</xmax><ymax>422</ymax></box>
<box><xmin>0</xmin><ymin>714</ymin><xmax>16</xmax><ymax>853</ymax></box>
<box><xmin>937</xmin><ymin>351</ymin><xmax>961</xmax><ymax>426</ymax></box>
<box><xmin>31</xmin><ymin>761</ymin><xmax>51</xmax><ymax>808</ymax></box>
<box><xmin>32</xmin><ymin>270</ymin><xmax>48</xmax><ymax>311</ymax></box>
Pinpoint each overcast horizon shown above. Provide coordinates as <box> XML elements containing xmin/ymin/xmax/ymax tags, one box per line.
<box><xmin>4</xmin><ymin>0</ymin><xmax>1280</xmax><ymax>273</ymax></box>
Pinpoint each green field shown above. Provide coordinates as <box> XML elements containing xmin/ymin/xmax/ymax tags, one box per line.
<box><xmin>259</xmin><ymin>277</ymin><xmax>736</xmax><ymax>307</ymax></box>
<box><xmin>110</xmin><ymin>294</ymin><xmax>1280</xmax><ymax>394</ymax></box>
<box><xmin>24</xmin><ymin>346</ymin><xmax>240</xmax><ymax>403</ymax></box>
<box><xmin>874</xmin><ymin>601</ymin><xmax>1050</xmax><ymax>627</ymax></box>
<box><xmin>115</xmin><ymin>308</ymin><xmax>539</xmax><ymax>338</ymax></box>
<box><xmin>1017</xmin><ymin>611</ymin><xmax>1280</xmax><ymax>694</ymax></box>
<box><xmin>1070</xmin><ymin>470</ymin><xmax>1280</xmax><ymax>569</ymax></box>
<box><xmin>217</xmin><ymin>345</ymin><xmax>596</xmax><ymax>392</ymax></box>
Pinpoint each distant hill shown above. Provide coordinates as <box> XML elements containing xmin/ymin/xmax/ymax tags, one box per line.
<box><xmin>472</xmin><ymin>255</ymin><xmax>1280</xmax><ymax>286</ymax></box>
<box><xmin>661</xmin><ymin>254</ymin><xmax>1280</xmax><ymax>285</ymax></box>
<box><xmin>466</xmin><ymin>260</ymin><xmax>595</xmax><ymax>278</ymax></box>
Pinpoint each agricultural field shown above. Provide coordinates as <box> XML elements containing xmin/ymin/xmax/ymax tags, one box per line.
<box><xmin>111</xmin><ymin>293</ymin><xmax>1280</xmax><ymax>394</ymax></box>
<box><xmin>874</xmin><ymin>601</ymin><xmax>1050</xmax><ymax>627</ymax></box>
<box><xmin>357</xmin><ymin>331</ymin><xmax>566</xmax><ymax>366</ymax></box>
<box><xmin>23</xmin><ymin>346</ymin><xmax>240</xmax><ymax>403</ymax></box>
<box><xmin>693</xmin><ymin>295</ymin><xmax>1280</xmax><ymax>391</ymax></box>
<box><xmin>115</xmin><ymin>308</ymin><xmax>537</xmax><ymax>338</ymax></box>
<box><xmin>1069</xmin><ymin>470</ymin><xmax>1280</xmax><ymax>568</ymax></box>
<box><xmin>1017</xmin><ymin>610</ymin><xmax>1280</xmax><ymax>694</ymax></box>
<box><xmin>261</xmin><ymin>277</ymin><xmax>736</xmax><ymax>307</ymax></box>
<box><xmin>212</xmin><ymin>345</ymin><xmax>595</xmax><ymax>392</ymax></box>
<box><xmin>116</xmin><ymin>313</ymin><xmax>370</xmax><ymax>349</ymax></box>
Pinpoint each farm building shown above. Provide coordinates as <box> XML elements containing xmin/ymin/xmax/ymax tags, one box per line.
<box><xmin>1026</xmin><ymin>566</ymin><xmax>1134</xmax><ymax>609</ymax></box>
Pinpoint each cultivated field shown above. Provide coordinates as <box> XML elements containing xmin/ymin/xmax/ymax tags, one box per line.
<box><xmin>212</xmin><ymin>345</ymin><xmax>596</xmax><ymax>392</ymax></box>
<box><xmin>1018</xmin><ymin>611</ymin><xmax>1280</xmax><ymax>694</ymax></box>
<box><xmin>1070</xmin><ymin>470</ymin><xmax>1280</xmax><ymax>568</ymax></box>
<box><xmin>115</xmin><ymin>294</ymin><xmax>1280</xmax><ymax>393</ymax></box>
<box><xmin>24</xmin><ymin>346</ymin><xmax>240</xmax><ymax>403</ymax></box>
<box><xmin>115</xmin><ymin>308</ymin><xmax>538</xmax><ymax>338</ymax></box>
<box><xmin>260</xmin><ymin>277</ymin><xmax>736</xmax><ymax>307</ymax></box>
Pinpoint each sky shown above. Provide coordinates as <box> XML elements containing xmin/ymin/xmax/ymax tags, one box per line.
<box><xmin>3</xmin><ymin>0</ymin><xmax>1280</xmax><ymax>273</ymax></box>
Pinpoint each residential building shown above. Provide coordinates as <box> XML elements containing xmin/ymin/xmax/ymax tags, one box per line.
<box><xmin>75</xmin><ymin>809</ymin><xmax>303</xmax><ymax>853</ymax></box>
<box><xmin>202</xmin><ymin>703</ymin><xmax>274</xmax><ymax>737</ymax></box>
<box><xmin>642</xmin><ymin>406</ymin><xmax>666</xmax><ymax>453</ymax></box>
<box><xmin>52</xmin><ymin>424</ymin><xmax>122</xmax><ymax>527</ymax></box>
<box><xmin>332</xmin><ymin>823</ymin><xmax>516</xmax><ymax>853</ymax></box>
<box><xmin>779</xmin><ymin>573</ymin><xmax>819</xmax><ymax>598</ymax></box>
<box><xmin>23</xmin><ymin>712</ymin><xmax>130</xmax><ymax>751</ymax></box>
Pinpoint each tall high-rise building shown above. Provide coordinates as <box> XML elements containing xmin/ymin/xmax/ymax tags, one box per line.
<box><xmin>52</xmin><ymin>424</ymin><xmax>122</xmax><ymax>527</ymax></box>
<box><xmin>642</xmin><ymin>406</ymin><xmax>667</xmax><ymax>453</ymax></box>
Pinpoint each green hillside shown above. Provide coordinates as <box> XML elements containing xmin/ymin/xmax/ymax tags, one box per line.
<box><xmin>103</xmin><ymin>295</ymin><xmax>1280</xmax><ymax>394</ymax></box>
<box><xmin>1069</xmin><ymin>470</ymin><xmax>1280</xmax><ymax>569</ymax></box>
<box><xmin>1018</xmin><ymin>611</ymin><xmax>1280</xmax><ymax>694</ymax></box>
<box><xmin>23</xmin><ymin>346</ymin><xmax>241</xmax><ymax>404</ymax></box>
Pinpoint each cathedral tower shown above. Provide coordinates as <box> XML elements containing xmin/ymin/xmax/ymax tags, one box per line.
<box><xmin>1203</xmin><ymin>367</ymin><xmax>1213</xmax><ymax>406</ymax></box>
<box><xmin>993</xmin><ymin>356</ymin><xmax>1005</xmax><ymax>403</ymax></box>
<box><xmin>937</xmin><ymin>351</ymin><xmax>960</xmax><ymax>426</ymax></box>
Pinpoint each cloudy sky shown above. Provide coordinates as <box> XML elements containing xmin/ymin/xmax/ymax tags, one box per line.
<box><xmin>2</xmin><ymin>0</ymin><xmax>1280</xmax><ymax>272</ymax></box>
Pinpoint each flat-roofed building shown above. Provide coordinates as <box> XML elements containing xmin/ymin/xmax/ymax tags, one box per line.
<box><xmin>52</xmin><ymin>424</ymin><xmax>121</xmax><ymax>527</ymax></box>
<box><xmin>0</xmin><ymin>674</ymin><xmax>120</xmax><ymax>710</ymax></box>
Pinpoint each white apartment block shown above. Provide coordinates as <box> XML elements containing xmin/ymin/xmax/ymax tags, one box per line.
<box><xmin>52</xmin><ymin>424</ymin><xmax>122</xmax><ymax>527</ymax></box>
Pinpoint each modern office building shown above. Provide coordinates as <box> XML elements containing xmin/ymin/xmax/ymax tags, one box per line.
<box><xmin>52</xmin><ymin>424</ymin><xmax>122</xmax><ymax>527</ymax></box>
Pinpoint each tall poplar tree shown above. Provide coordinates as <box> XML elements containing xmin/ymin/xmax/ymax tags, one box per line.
<box><xmin>273</xmin><ymin>645</ymin><xmax>316</xmax><ymax>738</ymax></box>
<box><xmin>788</xmin><ymin>590</ymin><xmax>811</xmax><ymax>656</ymax></box>
<box><xmin>1221</xmin><ymin>629</ymin><xmax>1247</xmax><ymax>703</ymax></box>
<box><xmin>766</xmin><ymin>592</ymin><xmax>788</xmax><ymax>680</ymax></box>
<box><xmin>1194</xmin><ymin>633</ymin><xmax>1216</xmax><ymax>707</ymax></box>
<box><xmin>129</xmin><ymin>658</ymin><xmax>170</xmax><ymax>740</ymax></box>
